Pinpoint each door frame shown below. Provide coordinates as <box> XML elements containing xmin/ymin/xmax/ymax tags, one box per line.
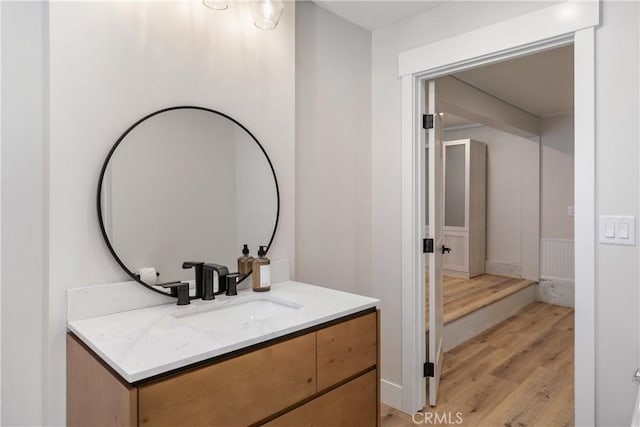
<box><xmin>399</xmin><ymin>2</ymin><xmax>599</xmax><ymax>425</ymax></box>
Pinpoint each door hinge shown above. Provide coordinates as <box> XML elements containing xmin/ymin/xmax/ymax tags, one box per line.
<box><xmin>424</xmin><ymin>362</ymin><xmax>434</xmax><ymax>377</ymax></box>
<box><xmin>423</xmin><ymin>114</ymin><xmax>434</xmax><ymax>130</ymax></box>
<box><xmin>423</xmin><ymin>238</ymin><xmax>434</xmax><ymax>253</ymax></box>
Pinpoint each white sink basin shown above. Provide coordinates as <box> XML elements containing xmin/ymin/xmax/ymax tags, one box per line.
<box><xmin>172</xmin><ymin>296</ymin><xmax>302</xmax><ymax>326</ymax></box>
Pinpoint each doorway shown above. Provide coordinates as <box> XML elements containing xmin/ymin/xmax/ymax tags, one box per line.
<box><xmin>422</xmin><ymin>44</ymin><xmax>575</xmax><ymax>420</ymax></box>
<box><xmin>398</xmin><ymin>3</ymin><xmax>597</xmax><ymax>424</ymax></box>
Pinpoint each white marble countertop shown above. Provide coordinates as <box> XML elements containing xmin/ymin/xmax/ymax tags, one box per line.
<box><xmin>68</xmin><ymin>281</ymin><xmax>379</xmax><ymax>383</ymax></box>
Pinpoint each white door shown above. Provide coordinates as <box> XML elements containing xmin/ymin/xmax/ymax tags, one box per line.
<box><xmin>426</xmin><ymin>79</ymin><xmax>445</xmax><ymax>406</ymax></box>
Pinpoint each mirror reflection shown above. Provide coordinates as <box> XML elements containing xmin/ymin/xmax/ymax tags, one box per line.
<box><xmin>99</xmin><ymin>107</ymin><xmax>279</xmax><ymax>294</ymax></box>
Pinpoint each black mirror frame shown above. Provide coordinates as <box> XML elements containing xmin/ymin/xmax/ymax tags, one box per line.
<box><xmin>97</xmin><ymin>106</ymin><xmax>281</xmax><ymax>297</ymax></box>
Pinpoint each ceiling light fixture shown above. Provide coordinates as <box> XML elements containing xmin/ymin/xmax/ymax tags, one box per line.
<box><xmin>252</xmin><ymin>0</ymin><xmax>285</xmax><ymax>30</ymax></box>
<box><xmin>202</xmin><ymin>0</ymin><xmax>228</xmax><ymax>11</ymax></box>
<box><xmin>202</xmin><ymin>0</ymin><xmax>285</xmax><ymax>30</ymax></box>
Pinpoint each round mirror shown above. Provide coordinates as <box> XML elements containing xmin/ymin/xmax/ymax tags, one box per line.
<box><xmin>97</xmin><ymin>106</ymin><xmax>279</xmax><ymax>296</ymax></box>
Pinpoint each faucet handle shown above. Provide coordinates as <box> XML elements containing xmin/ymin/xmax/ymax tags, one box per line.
<box><xmin>161</xmin><ymin>281</ymin><xmax>191</xmax><ymax>305</ymax></box>
<box><xmin>226</xmin><ymin>273</ymin><xmax>241</xmax><ymax>296</ymax></box>
<box><xmin>182</xmin><ymin>261</ymin><xmax>205</xmax><ymax>299</ymax></box>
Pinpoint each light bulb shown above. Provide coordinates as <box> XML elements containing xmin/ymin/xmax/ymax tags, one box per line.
<box><xmin>203</xmin><ymin>0</ymin><xmax>228</xmax><ymax>11</ymax></box>
<box><xmin>253</xmin><ymin>0</ymin><xmax>284</xmax><ymax>30</ymax></box>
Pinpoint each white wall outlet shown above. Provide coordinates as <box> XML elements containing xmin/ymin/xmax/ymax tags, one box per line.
<box><xmin>568</xmin><ymin>206</ymin><xmax>574</xmax><ymax>216</ymax></box>
<box><xmin>599</xmin><ymin>215</ymin><xmax>635</xmax><ymax>246</ymax></box>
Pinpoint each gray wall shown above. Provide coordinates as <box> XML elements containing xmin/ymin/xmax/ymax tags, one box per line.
<box><xmin>595</xmin><ymin>2</ymin><xmax>640</xmax><ymax>423</ymax></box>
<box><xmin>540</xmin><ymin>114</ymin><xmax>574</xmax><ymax>240</ymax></box>
<box><xmin>1</xmin><ymin>1</ymin><xmax>47</xmax><ymax>424</ymax></box>
<box><xmin>295</xmin><ymin>1</ymin><xmax>372</xmax><ymax>295</ymax></box>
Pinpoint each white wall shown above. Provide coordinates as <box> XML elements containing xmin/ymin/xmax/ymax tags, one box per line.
<box><xmin>1</xmin><ymin>1</ymin><xmax>47</xmax><ymax>425</ymax></box>
<box><xmin>444</xmin><ymin>127</ymin><xmax>540</xmax><ymax>279</ymax></box>
<box><xmin>295</xmin><ymin>1</ymin><xmax>372</xmax><ymax>295</ymax></box>
<box><xmin>595</xmin><ymin>2</ymin><xmax>640</xmax><ymax>424</ymax></box>
<box><xmin>541</xmin><ymin>113</ymin><xmax>574</xmax><ymax>240</ymax></box>
<box><xmin>44</xmin><ymin>2</ymin><xmax>295</xmax><ymax>425</ymax></box>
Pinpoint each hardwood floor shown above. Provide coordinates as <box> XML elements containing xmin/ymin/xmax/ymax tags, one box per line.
<box><xmin>426</xmin><ymin>274</ymin><xmax>536</xmax><ymax>331</ymax></box>
<box><xmin>383</xmin><ymin>302</ymin><xmax>574</xmax><ymax>426</ymax></box>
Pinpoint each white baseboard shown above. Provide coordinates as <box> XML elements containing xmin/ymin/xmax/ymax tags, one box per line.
<box><xmin>538</xmin><ymin>278</ymin><xmax>574</xmax><ymax>307</ymax></box>
<box><xmin>380</xmin><ymin>379</ymin><xmax>403</xmax><ymax>410</ymax></box>
<box><xmin>485</xmin><ymin>261</ymin><xmax>522</xmax><ymax>278</ymax></box>
<box><xmin>442</xmin><ymin>284</ymin><xmax>537</xmax><ymax>351</ymax></box>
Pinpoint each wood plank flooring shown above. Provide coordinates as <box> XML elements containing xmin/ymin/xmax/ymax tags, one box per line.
<box><xmin>382</xmin><ymin>302</ymin><xmax>574</xmax><ymax>427</ymax></box>
<box><xmin>426</xmin><ymin>274</ymin><xmax>536</xmax><ymax>331</ymax></box>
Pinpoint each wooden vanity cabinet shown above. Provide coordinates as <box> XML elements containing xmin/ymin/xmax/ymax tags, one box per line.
<box><xmin>67</xmin><ymin>309</ymin><xmax>380</xmax><ymax>427</ymax></box>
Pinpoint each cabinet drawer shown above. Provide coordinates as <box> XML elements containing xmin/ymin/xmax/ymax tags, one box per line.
<box><xmin>138</xmin><ymin>333</ymin><xmax>316</xmax><ymax>427</ymax></box>
<box><xmin>316</xmin><ymin>312</ymin><xmax>377</xmax><ymax>390</ymax></box>
<box><xmin>264</xmin><ymin>369</ymin><xmax>377</xmax><ymax>427</ymax></box>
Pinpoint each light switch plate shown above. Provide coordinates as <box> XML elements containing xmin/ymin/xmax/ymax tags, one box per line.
<box><xmin>599</xmin><ymin>215</ymin><xmax>635</xmax><ymax>246</ymax></box>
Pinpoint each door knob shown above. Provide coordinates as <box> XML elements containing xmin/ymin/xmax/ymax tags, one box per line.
<box><xmin>442</xmin><ymin>246</ymin><xmax>451</xmax><ymax>254</ymax></box>
<box><xmin>633</xmin><ymin>369</ymin><xmax>640</xmax><ymax>383</ymax></box>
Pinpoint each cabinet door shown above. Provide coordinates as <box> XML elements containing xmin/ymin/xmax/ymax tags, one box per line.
<box><xmin>443</xmin><ymin>232</ymin><xmax>468</xmax><ymax>273</ymax></box>
<box><xmin>264</xmin><ymin>370</ymin><xmax>377</xmax><ymax>427</ymax></box>
<box><xmin>316</xmin><ymin>312</ymin><xmax>377</xmax><ymax>390</ymax></box>
<box><xmin>67</xmin><ymin>334</ymin><xmax>137</xmax><ymax>427</ymax></box>
<box><xmin>138</xmin><ymin>334</ymin><xmax>316</xmax><ymax>427</ymax></box>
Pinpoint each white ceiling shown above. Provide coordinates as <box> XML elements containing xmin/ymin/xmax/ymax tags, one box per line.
<box><xmin>454</xmin><ymin>45</ymin><xmax>574</xmax><ymax>117</ymax></box>
<box><xmin>312</xmin><ymin>1</ymin><xmax>444</xmax><ymax>31</ymax></box>
<box><xmin>443</xmin><ymin>45</ymin><xmax>574</xmax><ymax>128</ymax></box>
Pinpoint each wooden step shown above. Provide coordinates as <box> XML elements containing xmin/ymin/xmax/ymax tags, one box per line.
<box><xmin>426</xmin><ymin>274</ymin><xmax>537</xmax><ymax>332</ymax></box>
<box><xmin>426</xmin><ymin>274</ymin><xmax>539</xmax><ymax>351</ymax></box>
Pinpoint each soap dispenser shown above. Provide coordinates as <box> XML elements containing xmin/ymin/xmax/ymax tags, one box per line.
<box><xmin>252</xmin><ymin>245</ymin><xmax>271</xmax><ymax>292</ymax></box>
<box><xmin>238</xmin><ymin>244</ymin><xmax>254</xmax><ymax>276</ymax></box>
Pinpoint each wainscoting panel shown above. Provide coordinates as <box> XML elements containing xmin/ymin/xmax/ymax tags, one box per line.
<box><xmin>541</xmin><ymin>238</ymin><xmax>574</xmax><ymax>280</ymax></box>
<box><xmin>539</xmin><ymin>238</ymin><xmax>574</xmax><ymax>307</ymax></box>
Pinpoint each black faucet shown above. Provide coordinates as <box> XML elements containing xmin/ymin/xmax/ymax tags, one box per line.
<box><xmin>182</xmin><ymin>261</ymin><xmax>205</xmax><ymax>299</ymax></box>
<box><xmin>202</xmin><ymin>263</ymin><xmax>229</xmax><ymax>300</ymax></box>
